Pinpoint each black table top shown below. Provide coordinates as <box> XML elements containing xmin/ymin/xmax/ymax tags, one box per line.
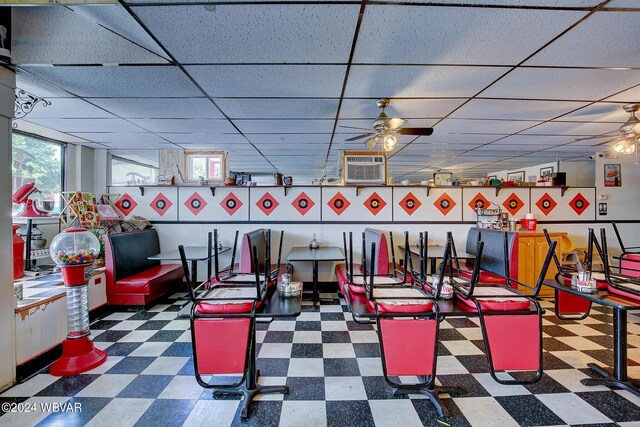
<box><xmin>177</xmin><ymin>284</ymin><xmax>302</xmax><ymax>319</ymax></box>
<box><xmin>544</xmin><ymin>280</ymin><xmax>640</xmax><ymax>311</ymax></box>
<box><xmin>149</xmin><ymin>246</ymin><xmax>230</xmax><ymax>261</ymax></box>
<box><xmin>399</xmin><ymin>245</ymin><xmax>476</xmax><ymax>260</ymax></box>
<box><xmin>286</xmin><ymin>246</ymin><xmax>345</xmax><ymax>262</ymax></box>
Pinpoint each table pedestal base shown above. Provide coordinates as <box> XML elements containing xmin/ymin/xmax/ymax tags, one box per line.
<box><xmin>212</xmin><ymin>371</ymin><xmax>289</xmax><ymax>419</ymax></box>
<box><xmin>392</xmin><ymin>384</ymin><xmax>465</xmax><ymax>418</ymax></box>
<box><xmin>582</xmin><ymin>363</ymin><xmax>640</xmax><ymax>397</ymax></box>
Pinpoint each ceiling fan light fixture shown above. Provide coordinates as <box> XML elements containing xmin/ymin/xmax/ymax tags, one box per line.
<box><xmin>612</xmin><ymin>139</ymin><xmax>636</xmax><ymax>154</ymax></box>
<box><xmin>382</xmin><ymin>133</ymin><xmax>397</xmax><ymax>151</ymax></box>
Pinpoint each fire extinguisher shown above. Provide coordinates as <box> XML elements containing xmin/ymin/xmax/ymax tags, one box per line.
<box><xmin>13</xmin><ymin>225</ymin><xmax>25</xmax><ymax>280</ymax></box>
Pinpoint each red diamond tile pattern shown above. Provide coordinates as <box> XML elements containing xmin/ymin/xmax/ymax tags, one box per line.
<box><xmin>399</xmin><ymin>192</ymin><xmax>422</xmax><ymax>216</ymax></box>
<box><xmin>256</xmin><ymin>192</ymin><xmax>280</xmax><ymax>216</ymax></box>
<box><xmin>569</xmin><ymin>193</ymin><xmax>590</xmax><ymax>216</ymax></box>
<box><xmin>434</xmin><ymin>192</ymin><xmax>456</xmax><ymax>216</ymax></box>
<box><xmin>364</xmin><ymin>192</ymin><xmax>387</xmax><ymax>216</ymax></box>
<box><xmin>220</xmin><ymin>192</ymin><xmax>243</xmax><ymax>216</ymax></box>
<box><xmin>114</xmin><ymin>193</ymin><xmax>137</xmax><ymax>216</ymax></box>
<box><xmin>536</xmin><ymin>192</ymin><xmax>558</xmax><ymax>216</ymax></box>
<box><xmin>292</xmin><ymin>192</ymin><xmax>315</xmax><ymax>216</ymax></box>
<box><xmin>502</xmin><ymin>192</ymin><xmax>525</xmax><ymax>217</ymax></box>
<box><xmin>150</xmin><ymin>193</ymin><xmax>173</xmax><ymax>216</ymax></box>
<box><xmin>184</xmin><ymin>192</ymin><xmax>207</xmax><ymax>216</ymax></box>
<box><xmin>327</xmin><ymin>192</ymin><xmax>351</xmax><ymax>216</ymax></box>
<box><xmin>468</xmin><ymin>193</ymin><xmax>490</xmax><ymax>212</ymax></box>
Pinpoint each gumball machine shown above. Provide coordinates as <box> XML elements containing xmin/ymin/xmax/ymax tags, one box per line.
<box><xmin>49</xmin><ymin>228</ymin><xmax>107</xmax><ymax>376</ymax></box>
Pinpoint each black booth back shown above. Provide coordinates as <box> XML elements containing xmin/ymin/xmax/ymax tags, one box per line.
<box><xmin>465</xmin><ymin>228</ymin><xmax>515</xmax><ymax>277</ymax></box>
<box><xmin>109</xmin><ymin>230</ymin><xmax>161</xmax><ymax>282</ymax></box>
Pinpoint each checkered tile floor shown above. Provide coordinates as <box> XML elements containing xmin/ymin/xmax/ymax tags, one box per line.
<box><xmin>3</xmin><ymin>289</ymin><xmax>640</xmax><ymax>426</ymax></box>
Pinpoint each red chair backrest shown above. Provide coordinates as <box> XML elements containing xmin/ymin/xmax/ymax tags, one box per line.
<box><xmin>484</xmin><ymin>315</ymin><xmax>539</xmax><ymax>371</ymax></box>
<box><xmin>193</xmin><ymin>318</ymin><xmax>251</xmax><ymax>375</ymax></box>
<box><xmin>379</xmin><ymin>318</ymin><xmax>436</xmax><ymax>376</ymax></box>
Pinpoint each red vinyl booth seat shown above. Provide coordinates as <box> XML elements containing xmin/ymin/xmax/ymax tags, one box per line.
<box><xmin>105</xmin><ymin>229</ymin><xmax>184</xmax><ymax>306</ymax></box>
<box><xmin>456</xmin><ymin>228</ymin><xmax>519</xmax><ymax>286</ymax></box>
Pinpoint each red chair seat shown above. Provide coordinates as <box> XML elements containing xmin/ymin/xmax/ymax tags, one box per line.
<box><xmin>114</xmin><ymin>264</ymin><xmax>184</xmax><ymax>294</ymax></box>
<box><xmin>374</xmin><ymin>300</ymin><xmax>433</xmax><ymax>313</ymax></box>
<box><xmin>195</xmin><ymin>301</ymin><xmax>255</xmax><ymax>314</ymax></box>
<box><xmin>456</xmin><ymin>287</ymin><xmax>530</xmax><ymax>311</ymax></box>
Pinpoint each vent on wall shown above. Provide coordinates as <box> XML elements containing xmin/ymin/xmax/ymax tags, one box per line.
<box><xmin>343</xmin><ymin>152</ymin><xmax>387</xmax><ymax>184</ymax></box>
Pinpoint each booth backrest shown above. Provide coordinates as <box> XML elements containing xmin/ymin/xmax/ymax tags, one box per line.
<box><xmin>239</xmin><ymin>229</ymin><xmax>267</xmax><ymax>273</ymax></box>
<box><xmin>364</xmin><ymin>228</ymin><xmax>390</xmax><ymax>275</ymax></box>
<box><xmin>106</xmin><ymin>229</ymin><xmax>161</xmax><ymax>282</ymax></box>
<box><xmin>466</xmin><ymin>228</ymin><xmax>518</xmax><ymax>278</ymax></box>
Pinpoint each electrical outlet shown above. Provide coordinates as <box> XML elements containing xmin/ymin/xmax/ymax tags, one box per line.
<box><xmin>599</xmin><ymin>194</ymin><xmax>608</xmax><ymax>201</ymax></box>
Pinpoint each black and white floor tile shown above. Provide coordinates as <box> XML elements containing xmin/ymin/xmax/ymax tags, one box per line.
<box><xmin>2</xmin><ymin>290</ymin><xmax>640</xmax><ymax>426</ymax></box>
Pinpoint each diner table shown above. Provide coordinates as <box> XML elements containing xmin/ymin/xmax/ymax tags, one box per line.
<box><xmin>543</xmin><ymin>279</ymin><xmax>640</xmax><ymax>397</ymax></box>
<box><xmin>399</xmin><ymin>244</ymin><xmax>476</xmax><ymax>274</ymax></box>
<box><xmin>149</xmin><ymin>246</ymin><xmax>230</xmax><ymax>287</ymax></box>
<box><xmin>286</xmin><ymin>246</ymin><xmax>345</xmax><ymax>309</ymax></box>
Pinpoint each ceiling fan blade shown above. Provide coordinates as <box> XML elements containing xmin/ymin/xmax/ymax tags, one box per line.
<box><xmin>339</xmin><ymin>125</ymin><xmax>374</xmax><ymax>131</ymax></box>
<box><xmin>388</xmin><ymin>118</ymin><xmax>407</xmax><ymax>130</ymax></box>
<box><xmin>345</xmin><ymin>133</ymin><xmax>373</xmax><ymax>142</ymax></box>
<box><xmin>396</xmin><ymin>127</ymin><xmax>434</xmax><ymax>136</ymax></box>
<box><xmin>575</xmin><ymin>132</ymin><xmax>618</xmax><ymax>141</ymax></box>
<box><xmin>363</xmin><ymin>136</ymin><xmax>379</xmax><ymax>150</ymax></box>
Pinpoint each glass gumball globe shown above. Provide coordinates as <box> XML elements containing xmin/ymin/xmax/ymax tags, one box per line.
<box><xmin>50</xmin><ymin>228</ymin><xmax>100</xmax><ymax>266</ymax></box>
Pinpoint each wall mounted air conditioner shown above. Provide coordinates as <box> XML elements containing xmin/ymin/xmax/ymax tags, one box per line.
<box><xmin>342</xmin><ymin>151</ymin><xmax>387</xmax><ymax>184</ymax></box>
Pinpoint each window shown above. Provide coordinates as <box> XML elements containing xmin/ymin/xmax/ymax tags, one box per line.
<box><xmin>185</xmin><ymin>151</ymin><xmax>225</xmax><ymax>182</ymax></box>
<box><xmin>12</xmin><ymin>132</ymin><xmax>65</xmax><ymax>213</ymax></box>
<box><xmin>110</xmin><ymin>155</ymin><xmax>159</xmax><ymax>186</ymax></box>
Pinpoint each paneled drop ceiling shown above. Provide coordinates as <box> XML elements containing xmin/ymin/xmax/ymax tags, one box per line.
<box><xmin>10</xmin><ymin>0</ymin><xmax>640</xmax><ymax>182</ymax></box>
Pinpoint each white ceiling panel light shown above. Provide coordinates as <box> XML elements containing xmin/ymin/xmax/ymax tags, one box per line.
<box><xmin>12</xmin><ymin>7</ymin><xmax>167</xmax><ymax>65</ymax></box>
<box><xmin>90</xmin><ymin>98</ymin><xmax>224</xmax><ymax>119</ymax></box>
<box><xmin>345</xmin><ymin>65</ymin><xmax>508</xmax><ymax>98</ymax></box>
<box><xmin>186</xmin><ymin>65</ymin><xmax>346</xmax><ymax>98</ymax></box>
<box><xmin>22</xmin><ymin>66</ymin><xmax>202</xmax><ymax>98</ymax></box>
<box><xmin>355</xmin><ymin>6</ymin><xmax>585</xmax><ymax>65</ymax></box>
<box><xmin>450</xmin><ymin>99</ymin><xmax>589</xmax><ymax>121</ymax></box>
<box><xmin>525</xmin><ymin>12</ymin><xmax>640</xmax><ymax>68</ymax></box>
<box><xmin>133</xmin><ymin>5</ymin><xmax>359</xmax><ymax>63</ymax></box>
<box><xmin>129</xmin><ymin>118</ymin><xmax>237</xmax><ymax>133</ymax></box>
<box><xmin>215</xmin><ymin>99</ymin><xmax>340</xmax><ymax>119</ymax></box>
<box><xmin>482</xmin><ymin>68</ymin><xmax>640</xmax><ymax>100</ymax></box>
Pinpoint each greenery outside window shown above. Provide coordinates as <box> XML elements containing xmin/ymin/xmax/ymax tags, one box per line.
<box><xmin>185</xmin><ymin>151</ymin><xmax>225</xmax><ymax>183</ymax></box>
<box><xmin>110</xmin><ymin>155</ymin><xmax>159</xmax><ymax>186</ymax></box>
<box><xmin>12</xmin><ymin>132</ymin><xmax>65</xmax><ymax>213</ymax></box>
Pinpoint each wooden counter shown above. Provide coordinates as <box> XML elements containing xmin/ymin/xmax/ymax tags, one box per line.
<box><xmin>516</xmin><ymin>231</ymin><xmax>567</xmax><ymax>298</ymax></box>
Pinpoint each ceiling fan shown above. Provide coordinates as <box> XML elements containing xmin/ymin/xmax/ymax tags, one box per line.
<box><xmin>577</xmin><ymin>103</ymin><xmax>640</xmax><ymax>155</ymax></box>
<box><xmin>341</xmin><ymin>99</ymin><xmax>434</xmax><ymax>152</ymax></box>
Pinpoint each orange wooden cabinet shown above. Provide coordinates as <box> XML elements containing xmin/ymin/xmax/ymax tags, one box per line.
<box><xmin>517</xmin><ymin>231</ymin><xmax>566</xmax><ymax>297</ymax></box>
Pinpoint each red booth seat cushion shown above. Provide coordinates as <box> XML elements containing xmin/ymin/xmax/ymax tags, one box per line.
<box><xmin>375</xmin><ymin>300</ymin><xmax>433</xmax><ymax>313</ymax></box>
<box><xmin>460</xmin><ymin>262</ymin><xmax>507</xmax><ymax>285</ymax></box>
<box><xmin>114</xmin><ymin>264</ymin><xmax>184</xmax><ymax>295</ymax></box>
<box><xmin>456</xmin><ymin>286</ymin><xmax>530</xmax><ymax>311</ymax></box>
<box><xmin>195</xmin><ymin>301</ymin><xmax>254</xmax><ymax>314</ymax></box>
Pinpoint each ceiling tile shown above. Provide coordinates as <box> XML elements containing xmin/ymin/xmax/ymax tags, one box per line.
<box><xmin>71</xmin><ymin>132</ymin><xmax>170</xmax><ymax>145</ymax></box>
<box><xmin>186</xmin><ymin>65</ymin><xmax>346</xmax><ymax>97</ymax></box>
<box><xmin>129</xmin><ymin>118</ymin><xmax>237</xmax><ymax>133</ymax></box>
<box><xmin>162</xmin><ymin>133</ymin><xmax>247</xmax><ymax>144</ymax></box>
<box><xmin>482</xmin><ymin>68</ymin><xmax>640</xmax><ymax>100</ymax></box>
<box><xmin>336</xmin><ymin>119</ymin><xmax>438</xmax><ymax>133</ymax></box>
<box><xmin>434</xmin><ymin>118</ymin><xmax>539</xmax><ymax>134</ymax></box>
<box><xmin>16</xmin><ymin>70</ymin><xmax>73</xmax><ymax>98</ymax></box>
<box><xmin>382</xmin><ymin>1</ymin><xmax>600</xmax><ymax>4</ymax></box>
<box><xmin>133</xmin><ymin>5</ymin><xmax>359</xmax><ymax>63</ymax></box>
<box><xmin>520</xmin><ymin>121</ymin><xmax>620</xmax><ymax>135</ymax></box>
<box><xmin>91</xmin><ymin>98</ymin><xmax>224</xmax><ymax>119</ymax></box>
<box><xmin>473</xmin><ymin>144</ymin><xmax>555</xmax><ymax>151</ymax></box>
<box><xmin>497</xmin><ymin>134</ymin><xmax>586</xmax><ymax>145</ymax></box>
<box><xmin>22</xmin><ymin>65</ymin><xmax>202</xmax><ymax>97</ymax></box>
<box><xmin>246</xmin><ymin>134</ymin><xmax>332</xmax><ymax>144</ymax></box>
<box><xmin>339</xmin><ymin>98</ymin><xmax>465</xmax><ymax>119</ymax></box>
<box><xmin>604</xmin><ymin>84</ymin><xmax>640</xmax><ymax>103</ymax></box>
<box><xmin>21</xmin><ymin>98</ymin><xmax>115</xmax><ymax>119</ymax></box>
<box><xmin>608</xmin><ymin>0</ymin><xmax>640</xmax><ymax>7</ymax></box>
<box><xmin>26</xmin><ymin>118</ymin><xmax>145</xmax><ymax>133</ymax></box>
<box><xmin>215</xmin><ymin>98</ymin><xmax>339</xmax><ymax>119</ymax></box>
<box><xmin>355</xmin><ymin>6</ymin><xmax>585</xmax><ymax>65</ymax></box>
<box><xmin>451</xmin><ymin>99</ymin><xmax>589</xmax><ymax>120</ymax></box>
<box><xmin>556</xmin><ymin>102</ymin><xmax>630</xmax><ymax>122</ymax></box>
<box><xmin>525</xmin><ymin>11</ymin><xmax>640</xmax><ymax>67</ymax></box>
<box><xmin>234</xmin><ymin>119</ymin><xmax>334</xmax><ymax>134</ymax></box>
<box><xmin>345</xmin><ymin>65</ymin><xmax>508</xmax><ymax>97</ymax></box>
<box><xmin>413</xmin><ymin>133</ymin><xmax>506</xmax><ymax>144</ymax></box>
<box><xmin>99</xmin><ymin>141</ymin><xmax>178</xmax><ymax>149</ymax></box>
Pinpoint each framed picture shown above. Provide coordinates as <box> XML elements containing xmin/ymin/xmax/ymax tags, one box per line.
<box><xmin>487</xmin><ymin>175</ymin><xmax>497</xmax><ymax>180</ymax></box>
<box><xmin>604</xmin><ymin>164</ymin><xmax>621</xmax><ymax>187</ymax></box>
<box><xmin>507</xmin><ymin>171</ymin><xmax>525</xmax><ymax>182</ymax></box>
<box><xmin>540</xmin><ymin>166</ymin><xmax>554</xmax><ymax>178</ymax></box>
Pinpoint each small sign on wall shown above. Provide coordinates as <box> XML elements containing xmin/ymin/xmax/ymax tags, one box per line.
<box><xmin>604</xmin><ymin>164</ymin><xmax>621</xmax><ymax>187</ymax></box>
<box><xmin>599</xmin><ymin>202</ymin><xmax>607</xmax><ymax>216</ymax></box>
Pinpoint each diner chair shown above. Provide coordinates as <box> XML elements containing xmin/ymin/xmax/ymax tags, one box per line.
<box><xmin>211</xmin><ymin>229</ymin><xmax>284</xmax><ymax>291</ymax></box>
<box><xmin>543</xmin><ymin>229</ymin><xmax>605</xmax><ymax>321</ymax></box>
<box><xmin>595</xmin><ymin>229</ymin><xmax>640</xmax><ymax>300</ymax></box>
<box><xmin>453</xmin><ymin>232</ymin><xmax>557</xmax><ymax>385</ymax></box>
<box><xmin>611</xmin><ymin>222</ymin><xmax>640</xmax><ymax>278</ymax></box>
<box><xmin>179</xmin><ymin>244</ymin><xmax>287</xmax><ymax>419</ymax></box>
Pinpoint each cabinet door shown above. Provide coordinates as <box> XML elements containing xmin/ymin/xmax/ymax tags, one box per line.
<box><xmin>534</xmin><ymin>235</ymin><xmax>562</xmax><ymax>297</ymax></box>
<box><xmin>518</xmin><ymin>237</ymin><xmax>536</xmax><ymax>294</ymax></box>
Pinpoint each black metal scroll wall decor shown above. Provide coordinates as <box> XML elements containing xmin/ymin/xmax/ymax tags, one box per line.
<box><xmin>14</xmin><ymin>89</ymin><xmax>51</xmax><ymax>128</ymax></box>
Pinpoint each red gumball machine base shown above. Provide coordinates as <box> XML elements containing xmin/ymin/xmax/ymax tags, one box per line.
<box><xmin>50</xmin><ymin>337</ymin><xmax>107</xmax><ymax>376</ymax></box>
